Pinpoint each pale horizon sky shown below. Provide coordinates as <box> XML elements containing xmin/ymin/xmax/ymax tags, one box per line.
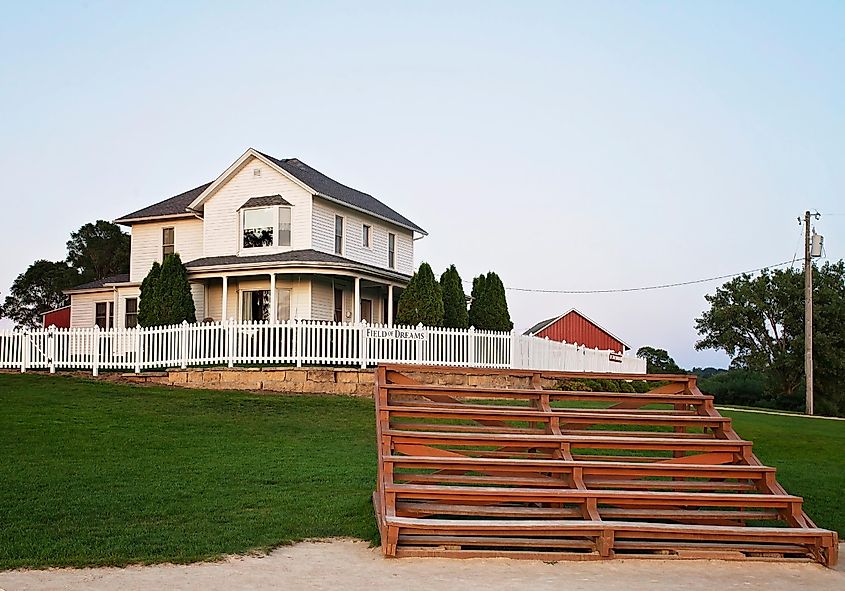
<box><xmin>1</xmin><ymin>1</ymin><xmax>843</xmax><ymax>369</ymax></box>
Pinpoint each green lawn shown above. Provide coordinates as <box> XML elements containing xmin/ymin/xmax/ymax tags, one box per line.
<box><xmin>0</xmin><ymin>373</ymin><xmax>378</xmax><ymax>570</ymax></box>
<box><xmin>0</xmin><ymin>373</ymin><xmax>843</xmax><ymax>570</ymax></box>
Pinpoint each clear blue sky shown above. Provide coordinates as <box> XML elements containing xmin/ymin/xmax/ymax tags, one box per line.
<box><xmin>1</xmin><ymin>1</ymin><xmax>843</xmax><ymax>368</ymax></box>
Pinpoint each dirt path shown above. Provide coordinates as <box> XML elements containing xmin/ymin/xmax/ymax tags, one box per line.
<box><xmin>0</xmin><ymin>540</ymin><xmax>842</xmax><ymax>591</ymax></box>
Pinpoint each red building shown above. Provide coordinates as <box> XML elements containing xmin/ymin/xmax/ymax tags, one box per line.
<box><xmin>523</xmin><ymin>308</ymin><xmax>630</xmax><ymax>353</ymax></box>
<box><xmin>41</xmin><ymin>305</ymin><xmax>71</xmax><ymax>328</ymax></box>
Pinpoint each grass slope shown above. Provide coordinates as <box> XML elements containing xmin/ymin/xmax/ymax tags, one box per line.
<box><xmin>0</xmin><ymin>373</ymin><xmax>842</xmax><ymax>570</ymax></box>
<box><xmin>0</xmin><ymin>373</ymin><xmax>378</xmax><ymax>570</ymax></box>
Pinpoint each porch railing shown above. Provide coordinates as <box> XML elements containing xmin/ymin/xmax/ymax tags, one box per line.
<box><xmin>0</xmin><ymin>320</ymin><xmax>646</xmax><ymax>375</ymax></box>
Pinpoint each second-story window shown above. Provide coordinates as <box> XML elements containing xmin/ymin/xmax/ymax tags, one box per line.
<box><xmin>335</xmin><ymin>215</ymin><xmax>344</xmax><ymax>254</ymax></box>
<box><xmin>279</xmin><ymin>207</ymin><xmax>291</xmax><ymax>247</ymax></box>
<box><xmin>243</xmin><ymin>207</ymin><xmax>274</xmax><ymax>248</ymax></box>
<box><xmin>162</xmin><ymin>227</ymin><xmax>175</xmax><ymax>258</ymax></box>
<box><xmin>388</xmin><ymin>233</ymin><xmax>396</xmax><ymax>269</ymax></box>
<box><xmin>362</xmin><ymin>224</ymin><xmax>371</xmax><ymax>248</ymax></box>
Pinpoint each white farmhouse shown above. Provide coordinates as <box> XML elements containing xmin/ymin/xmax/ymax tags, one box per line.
<box><xmin>65</xmin><ymin>149</ymin><xmax>425</xmax><ymax>328</ymax></box>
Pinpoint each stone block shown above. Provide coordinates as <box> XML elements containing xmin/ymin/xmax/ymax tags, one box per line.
<box><xmin>168</xmin><ymin>371</ymin><xmax>188</xmax><ymax>384</ymax></box>
<box><xmin>336</xmin><ymin>371</ymin><xmax>359</xmax><ymax>384</ymax></box>
<box><xmin>197</xmin><ymin>371</ymin><xmax>218</xmax><ymax>383</ymax></box>
<box><xmin>333</xmin><ymin>382</ymin><xmax>359</xmax><ymax>395</ymax></box>
<box><xmin>307</xmin><ymin>369</ymin><xmax>335</xmax><ymax>383</ymax></box>
<box><xmin>355</xmin><ymin>383</ymin><xmax>376</xmax><ymax>397</ymax></box>
<box><xmin>286</xmin><ymin>370</ymin><xmax>307</xmax><ymax>383</ymax></box>
<box><xmin>358</xmin><ymin>371</ymin><xmax>375</xmax><ymax>385</ymax></box>
<box><xmin>186</xmin><ymin>371</ymin><xmax>202</xmax><ymax>384</ymax></box>
<box><xmin>262</xmin><ymin>379</ymin><xmax>294</xmax><ymax>393</ymax></box>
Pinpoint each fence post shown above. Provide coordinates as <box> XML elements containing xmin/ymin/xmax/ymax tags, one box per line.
<box><xmin>226</xmin><ymin>319</ymin><xmax>235</xmax><ymax>369</ymax></box>
<box><xmin>180</xmin><ymin>320</ymin><xmax>189</xmax><ymax>369</ymax></box>
<box><xmin>468</xmin><ymin>326</ymin><xmax>476</xmax><ymax>368</ymax></box>
<box><xmin>134</xmin><ymin>326</ymin><xmax>142</xmax><ymax>373</ymax></box>
<box><xmin>92</xmin><ymin>326</ymin><xmax>100</xmax><ymax>377</ymax></box>
<box><xmin>21</xmin><ymin>330</ymin><xmax>29</xmax><ymax>373</ymax></box>
<box><xmin>46</xmin><ymin>326</ymin><xmax>56</xmax><ymax>374</ymax></box>
<box><xmin>509</xmin><ymin>329</ymin><xmax>516</xmax><ymax>370</ymax></box>
<box><xmin>295</xmin><ymin>319</ymin><xmax>302</xmax><ymax>368</ymax></box>
<box><xmin>360</xmin><ymin>320</ymin><xmax>368</xmax><ymax>369</ymax></box>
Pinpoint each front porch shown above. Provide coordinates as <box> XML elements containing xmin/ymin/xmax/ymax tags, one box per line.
<box><xmin>191</xmin><ymin>271</ymin><xmax>406</xmax><ymax>326</ymax></box>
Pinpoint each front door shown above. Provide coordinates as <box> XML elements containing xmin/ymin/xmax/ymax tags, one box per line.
<box><xmin>242</xmin><ymin>290</ymin><xmax>270</xmax><ymax>322</ymax></box>
<box><xmin>361</xmin><ymin>299</ymin><xmax>373</xmax><ymax>323</ymax></box>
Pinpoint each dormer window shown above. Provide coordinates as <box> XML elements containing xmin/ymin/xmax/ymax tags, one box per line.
<box><xmin>238</xmin><ymin>195</ymin><xmax>293</xmax><ymax>251</ymax></box>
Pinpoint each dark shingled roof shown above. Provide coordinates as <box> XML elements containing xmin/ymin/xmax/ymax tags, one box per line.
<box><xmin>115</xmin><ymin>152</ymin><xmax>425</xmax><ymax>234</ymax></box>
<box><xmin>238</xmin><ymin>195</ymin><xmax>292</xmax><ymax>209</ymax></box>
<box><xmin>185</xmin><ymin>249</ymin><xmax>410</xmax><ymax>279</ymax></box>
<box><xmin>66</xmin><ymin>273</ymin><xmax>131</xmax><ymax>292</ymax></box>
<box><xmin>115</xmin><ymin>183</ymin><xmax>211</xmax><ymax>223</ymax></box>
<box><xmin>523</xmin><ymin>316</ymin><xmax>559</xmax><ymax>336</ymax></box>
<box><xmin>257</xmin><ymin>153</ymin><xmax>425</xmax><ymax>234</ymax></box>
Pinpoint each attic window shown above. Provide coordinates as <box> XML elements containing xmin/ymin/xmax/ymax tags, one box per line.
<box><xmin>253</xmin><ymin>168</ymin><xmax>261</xmax><ymax>176</ymax></box>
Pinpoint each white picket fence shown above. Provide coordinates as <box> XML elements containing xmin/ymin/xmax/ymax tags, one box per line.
<box><xmin>0</xmin><ymin>320</ymin><xmax>645</xmax><ymax>375</ymax></box>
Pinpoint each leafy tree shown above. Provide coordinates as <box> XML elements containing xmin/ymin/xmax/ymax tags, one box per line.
<box><xmin>137</xmin><ymin>261</ymin><xmax>161</xmax><ymax>327</ymax></box>
<box><xmin>0</xmin><ymin>260</ymin><xmax>81</xmax><ymax>328</ymax></box>
<box><xmin>636</xmin><ymin>346</ymin><xmax>683</xmax><ymax>374</ymax></box>
<box><xmin>155</xmin><ymin>254</ymin><xmax>196</xmax><ymax>325</ymax></box>
<box><xmin>66</xmin><ymin>220</ymin><xmax>130</xmax><ymax>282</ymax></box>
<box><xmin>468</xmin><ymin>271</ymin><xmax>513</xmax><ymax>331</ymax></box>
<box><xmin>440</xmin><ymin>265</ymin><xmax>469</xmax><ymax>329</ymax></box>
<box><xmin>698</xmin><ymin>369</ymin><xmax>774</xmax><ymax>409</ymax></box>
<box><xmin>396</xmin><ymin>262</ymin><xmax>444</xmax><ymax>326</ymax></box>
<box><xmin>695</xmin><ymin>261</ymin><xmax>845</xmax><ymax>415</ymax></box>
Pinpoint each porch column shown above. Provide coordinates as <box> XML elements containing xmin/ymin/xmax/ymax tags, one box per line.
<box><xmin>354</xmin><ymin>277</ymin><xmax>361</xmax><ymax>323</ymax></box>
<box><xmin>269</xmin><ymin>273</ymin><xmax>277</xmax><ymax>323</ymax></box>
<box><xmin>221</xmin><ymin>275</ymin><xmax>228</xmax><ymax>321</ymax></box>
<box><xmin>387</xmin><ymin>284</ymin><xmax>394</xmax><ymax>327</ymax></box>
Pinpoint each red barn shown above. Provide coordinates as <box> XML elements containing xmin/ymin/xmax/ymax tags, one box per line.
<box><xmin>41</xmin><ymin>305</ymin><xmax>71</xmax><ymax>328</ymax></box>
<box><xmin>523</xmin><ymin>308</ymin><xmax>630</xmax><ymax>353</ymax></box>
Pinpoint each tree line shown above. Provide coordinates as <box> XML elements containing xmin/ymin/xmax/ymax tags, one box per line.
<box><xmin>0</xmin><ymin>221</ymin><xmax>130</xmax><ymax>328</ymax></box>
<box><xmin>637</xmin><ymin>261</ymin><xmax>845</xmax><ymax>417</ymax></box>
<box><xmin>395</xmin><ymin>263</ymin><xmax>513</xmax><ymax>331</ymax></box>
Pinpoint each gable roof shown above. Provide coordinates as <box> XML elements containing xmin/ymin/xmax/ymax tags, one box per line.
<box><xmin>115</xmin><ymin>183</ymin><xmax>211</xmax><ymax>224</ymax></box>
<box><xmin>256</xmin><ymin>152</ymin><xmax>426</xmax><ymax>234</ymax></box>
<box><xmin>522</xmin><ymin>308</ymin><xmax>631</xmax><ymax>349</ymax></box>
<box><xmin>116</xmin><ymin>149</ymin><xmax>426</xmax><ymax>235</ymax></box>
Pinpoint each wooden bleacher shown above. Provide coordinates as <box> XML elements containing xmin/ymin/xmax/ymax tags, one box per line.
<box><xmin>373</xmin><ymin>365</ymin><xmax>838</xmax><ymax>566</ymax></box>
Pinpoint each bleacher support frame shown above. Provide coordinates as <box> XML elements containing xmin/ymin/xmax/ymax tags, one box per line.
<box><xmin>373</xmin><ymin>365</ymin><xmax>838</xmax><ymax>566</ymax></box>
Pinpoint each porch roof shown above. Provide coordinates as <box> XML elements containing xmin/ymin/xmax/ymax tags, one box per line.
<box><xmin>64</xmin><ymin>273</ymin><xmax>131</xmax><ymax>294</ymax></box>
<box><xmin>184</xmin><ymin>249</ymin><xmax>411</xmax><ymax>282</ymax></box>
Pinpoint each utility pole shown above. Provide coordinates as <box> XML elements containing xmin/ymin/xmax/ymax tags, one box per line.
<box><xmin>802</xmin><ymin>211</ymin><xmax>822</xmax><ymax>415</ymax></box>
<box><xmin>804</xmin><ymin>211</ymin><xmax>813</xmax><ymax>416</ymax></box>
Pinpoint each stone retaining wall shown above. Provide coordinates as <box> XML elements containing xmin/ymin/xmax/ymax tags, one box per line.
<box><xmin>124</xmin><ymin>367</ymin><xmax>558</xmax><ymax>396</ymax></box>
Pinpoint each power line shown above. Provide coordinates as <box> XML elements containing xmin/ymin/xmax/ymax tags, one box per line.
<box><xmin>464</xmin><ymin>260</ymin><xmax>795</xmax><ymax>295</ymax></box>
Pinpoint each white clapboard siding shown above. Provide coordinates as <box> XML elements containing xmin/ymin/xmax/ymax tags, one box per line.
<box><xmin>311</xmin><ymin>197</ymin><xmax>415</xmax><ymax>276</ymax></box>
<box><xmin>129</xmin><ymin>218</ymin><xmax>204</xmax><ymax>282</ymax></box>
<box><xmin>0</xmin><ymin>323</ymin><xmax>646</xmax><ymax>375</ymax></box>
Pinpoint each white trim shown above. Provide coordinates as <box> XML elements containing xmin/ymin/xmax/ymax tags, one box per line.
<box><xmin>113</xmin><ymin>212</ymin><xmax>197</xmax><ymax>225</ymax></box>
